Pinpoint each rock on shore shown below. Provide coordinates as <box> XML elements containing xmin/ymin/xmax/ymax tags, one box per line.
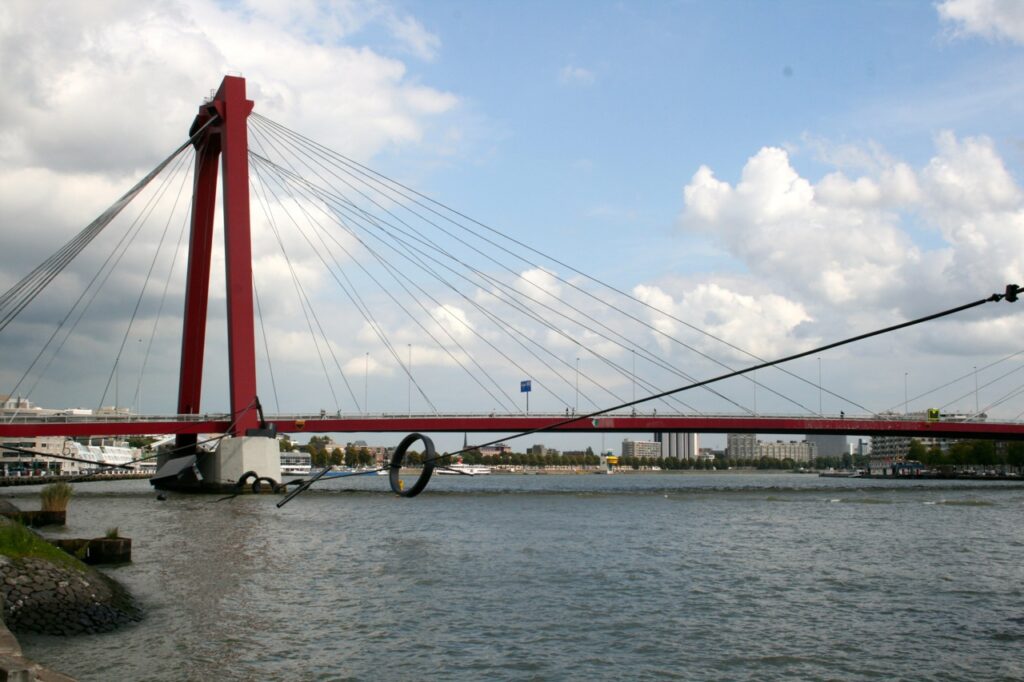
<box><xmin>0</xmin><ymin>555</ymin><xmax>141</xmax><ymax>635</ymax></box>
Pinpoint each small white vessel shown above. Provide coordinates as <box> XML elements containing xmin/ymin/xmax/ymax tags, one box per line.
<box><xmin>280</xmin><ymin>451</ymin><xmax>312</xmax><ymax>476</ymax></box>
<box><xmin>437</xmin><ymin>462</ymin><xmax>491</xmax><ymax>476</ymax></box>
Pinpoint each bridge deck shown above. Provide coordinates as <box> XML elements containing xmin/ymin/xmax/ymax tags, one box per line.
<box><xmin>0</xmin><ymin>414</ymin><xmax>1021</xmax><ymax>440</ymax></box>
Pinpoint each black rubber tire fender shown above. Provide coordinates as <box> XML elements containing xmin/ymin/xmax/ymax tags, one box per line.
<box><xmin>253</xmin><ymin>476</ymin><xmax>278</xmax><ymax>493</ymax></box>
<box><xmin>237</xmin><ymin>470</ymin><xmax>259</xmax><ymax>490</ymax></box>
<box><xmin>388</xmin><ymin>432</ymin><xmax>436</xmax><ymax>497</ymax></box>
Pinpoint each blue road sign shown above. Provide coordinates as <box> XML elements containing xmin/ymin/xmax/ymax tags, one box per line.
<box><xmin>520</xmin><ymin>380</ymin><xmax>532</xmax><ymax>393</ymax></box>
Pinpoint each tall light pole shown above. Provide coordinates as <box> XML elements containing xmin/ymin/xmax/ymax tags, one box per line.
<box><xmin>137</xmin><ymin>337</ymin><xmax>143</xmax><ymax>414</ymax></box>
<box><xmin>974</xmin><ymin>365</ymin><xmax>979</xmax><ymax>414</ymax></box>
<box><xmin>904</xmin><ymin>372</ymin><xmax>909</xmax><ymax>416</ymax></box>
<box><xmin>407</xmin><ymin>344</ymin><xmax>412</xmax><ymax>417</ymax></box>
<box><xmin>573</xmin><ymin>356</ymin><xmax>581</xmax><ymax>413</ymax></box>
<box><xmin>364</xmin><ymin>352</ymin><xmax>369</xmax><ymax>415</ymax></box>
<box><xmin>632</xmin><ymin>349</ymin><xmax>636</xmax><ymax>403</ymax></box>
<box><xmin>818</xmin><ymin>357</ymin><xmax>822</xmax><ymax>415</ymax></box>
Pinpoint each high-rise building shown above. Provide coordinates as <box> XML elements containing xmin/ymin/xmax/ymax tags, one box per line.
<box><xmin>654</xmin><ymin>432</ymin><xmax>700</xmax><ymax>459</ymax></box>
<box><xmin>806</xmin><ymin>434</ymin><xmax>848</xmax><ymax>458</ymax></box>
<box><xmin>870</xmin><ymin>412</ymin><xmax>982</xmax><ymax>458</ymax></box>
<box><xmin>726</xmin><ymin>433</ymin><xmax>757</xmax><ymax>460</ymax></box>
<box><xmin>621</xmin><ymin>438</ymin><xmax>662</xmax><ymax>459</ymax></box>
<box><xmin>726</xmin><ymin>433</ymin><xmax>817</xmax><ymax>462</ymax></box>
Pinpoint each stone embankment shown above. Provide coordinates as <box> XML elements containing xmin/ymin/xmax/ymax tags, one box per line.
<box><xmin>0</xmin><ymin>500</ymin><xmax>143</xmax><ymax>680</ymax></box>
<box><xmin>0</xmin><ymin>555</ymin><xmax>141</xmax><ymax>635</ymax></box>
<box><xmin>0</xmin><ymin>599</ymin><xmax>75</xmax><ymax>681</ymax></box>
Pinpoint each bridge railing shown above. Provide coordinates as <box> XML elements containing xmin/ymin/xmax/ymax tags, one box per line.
<box><xmin>1</xmin><ymin>410</ymin><xmax>1017</xmax><ymax>424</ymax></box>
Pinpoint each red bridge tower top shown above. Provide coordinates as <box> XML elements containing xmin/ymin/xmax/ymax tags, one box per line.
<box><xmin>178</xmin><ymin>76</ymin><xmax>259</xmax><ymax>439</ymax></box>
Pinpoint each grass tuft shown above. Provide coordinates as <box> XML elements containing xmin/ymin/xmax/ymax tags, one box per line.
<box><xmin>40</xmin><ymin>482</ymin><xmax>73</xmax><ymax>512</ymax></box>
<box><xmin>0</xmin><ymin>520</ymin><xmax>85</xmax><ymax>569</ymax></box>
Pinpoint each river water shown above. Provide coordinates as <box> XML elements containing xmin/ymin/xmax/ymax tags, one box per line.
<box><xmin>8</xmin><ymin>473</ymin><xmax>1024</xmax><ymax>681</ymax></box>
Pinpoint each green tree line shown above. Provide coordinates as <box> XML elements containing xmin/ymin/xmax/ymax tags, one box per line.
<box><xmin>303</xmin><ymin>436</ymin><xmax>376</xmax><ymax>469</ymax></box>
<box><xmin>909</xmin><ymin>439</ymin><xmax>1024</xmax><ymax>471</ymax></box>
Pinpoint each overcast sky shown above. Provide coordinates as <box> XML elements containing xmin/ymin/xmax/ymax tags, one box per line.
<box><xmin>1</xmin><ymin>0</ymin><xmax>1023</xmax><ymax>451</ymax></box>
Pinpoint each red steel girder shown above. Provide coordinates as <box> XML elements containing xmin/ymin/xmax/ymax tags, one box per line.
<box><xmin>3</xmin><ymin>415</ymin><xmax>1024</xmax><ymax>441</ymax></box>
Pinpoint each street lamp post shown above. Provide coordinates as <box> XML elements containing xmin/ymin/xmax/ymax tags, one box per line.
<box><xmin>575</xmin><ymin>356</ymin><xmax>580</xmax><ymax>413</ymax></box>
<box><xmin>974</xmin><ymin>366</ymin><xmax>979</xmax><ymax>414</ymax></box>
<box><xmin>818</xmin><ymin>357</ymin><xmax>822</xmax><ymax>415</ymax></box>
<box><xmin>632</xmin><ymin>349</ymin><xmax>636</xmax><ymax>403</ymax></box>
<box><xmin>904</xmin><ymin>372</ymin><xmax>909</xmax><ymax>416</ymax></box>
<box><xmin>137</xmin><ymin>337</ymin><xmax>143</xmax><ymax>414</ymax></box>
<box><xmin>364</xmin><ymin>352</ymin><xmax>369</xmax><ymax>415</ymax></box>
<box><xmin>407</xmin><ymin>344</ymin><xmax>412</xmax><ymax>417</ymax></box>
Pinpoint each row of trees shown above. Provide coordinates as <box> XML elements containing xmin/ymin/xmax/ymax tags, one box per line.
<box><xmin>305</xmin><ymin>436</ymin><xmax>376</xmax><ymax>468</ymax></box>
<box><xmin>293</xmin><ymin>438</ymin><xmax>1024</xmax><ymax>472</ymax></box>
<box><xmin>457</xmin><ymin>450</ymin><xmax>824</xmax><ymax>470</ymax></box>
<box><xmin>908</xmin><ymin>439</ymin><xmax>1024</xmax><ymax>471</ymax></box>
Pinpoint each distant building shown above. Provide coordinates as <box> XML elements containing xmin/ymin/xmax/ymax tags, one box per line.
<box><xmin>0</xmin><ymin>397</ymin><xmax>143</xmax><ymax>476</ymax></box>
<box><xmin>654</xmin><ymin>432</ymin><xmax>700</xmax><ymax>459</ymax></box>
<box><xmin>806</xmin><ymin>434</ymin><xmax>847</xmax><ymax>458</ymax></box>
<box><xmin>726</xmin><ymin>433</ymin><xmax>757</xmax><ymax>460</ymax></box>
<box><xmin>759</xmin><ymin>440</ymin><xmax>817</xmax><ymax>463</ymax></box>
<box><xmin>477</xmin><ymin>442</ymin><xmax>512</xmax><ymax>457</ymax></box>
<box><xmin>726</xmin><ymin>433</ymin><xmax>817</xmax><ymax>463</ymax></box>
<box><xmin>621</xmin><ymin>438</ymin><xmax>662</xmax><ymax>459</ymax></box>
<box><xmin>869</xmin><ymin>411</ymin><xmax>982</xmax><ymax>474</ymax></box>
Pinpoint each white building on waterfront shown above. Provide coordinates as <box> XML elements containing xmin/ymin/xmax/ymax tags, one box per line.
<box><xmin>726</xmin><ymin>433</ymin><xmax>817</xmax><ymax>463</ymax></box>
<box><xmin>654</xmin><ymin>432</ymin><xmax>700</xmax><ymax>459</ymax></box>
<box><xmin>869</xmin><ymin>411</ymin><xmax>982</xmax><ymax>473</ymax></box>
<box><xmin>621</xmin><ymin>438</ymin><xmax>662</xmax><ymax>459</ymax></box>
<box><xmin>726</xmin><ymin>433</ymin><xmax>757</xmax><ymax>460</ymax></box>
<box><xmin>0</xmin><ymin>396</ymin><xmax>144</xmax><ymax>476</ymax></box>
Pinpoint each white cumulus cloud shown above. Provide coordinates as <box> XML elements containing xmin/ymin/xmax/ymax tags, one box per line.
<box><xmin>938</xmin><ymin>0</ymin><xmax>1024</xmax><ymax>44</ymax></box>
<box><xmin>679</xmin><ymin>132</ymin><xmax>1024</xmax><ymax>354</ymax></box>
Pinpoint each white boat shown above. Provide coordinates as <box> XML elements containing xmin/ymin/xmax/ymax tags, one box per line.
<box><xmin>437</xmin><ymin>462</ymin><xmax>491</xmax><ymax>476</ymax></box>
<box><xmin>280</xmin><ymin>451</ymin><xmax>312</xmax><ymax>476</ymax></box>
<box><xmin>64</xmin><ymin>440</ymin><xmax>141</xmax><ymax>474</ymax></box>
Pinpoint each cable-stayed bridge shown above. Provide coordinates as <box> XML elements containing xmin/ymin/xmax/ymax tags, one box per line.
<box><xmin>1</xmin><ymin>75</ymin><xmax>1023</xmax><ymax>489</ymax></box>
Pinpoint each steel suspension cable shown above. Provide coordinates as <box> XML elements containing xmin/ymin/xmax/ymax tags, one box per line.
<box><xmin>943</xmin><ymin>365</ymin><xmax>1024</xmax><ymax>418</ymax></box>
<box><xmin>882</xmin><ymin>349</ymin><xmax>1024</xmax><ymax>414</ymax></box>
<box><xmin>249</xmin><ymin>149</ymin><xmax>608</xmax><ymax>412</ymax></box>
<box><xmin>249</xmin><ymin>126</ymin><xmax>506</xmax><ymax>412</ymax></box>
<box><xmin>245</xmin><ymin>133</ymin><xmax>548</xmax><ymax>412</ymax></box>
<box><xmin>247</xmin><ymin>141</ymin><xmax>703</xmax><ymax>414</ymax></box>
<box><xmin>99</xmin><ymin>148</ymin><xmax>194</xmax><ymax>411</ymax></box>
<box><xmin>251</xmin><ymin>114</ymin><xmax>854</xmax><ymax>414</ymax></box>
<box><xmin>251</xmin><ymin>159</ymin><xmax>519</xmax><ymax>413</ymax></box>
<box><xmin>0</xmin><ymin>118</ymin><xmax>215</xmax><ymax>333</ymax></box>
<box><xmin>131</xmin><ymin>198</ymin><xmax>192</xmax><ymax>413</ymax></box>
<box><xmin>250</xmin><ymin>157</ymin><xmax>447</xmax><ymax>414</ymax></box>
<box><xmin>253</xmin><ymin>280</ymin><xmax>281</xmax><ymax>414</ymax></box>
<box><xmin>278</xmin><ymin>285</ymin><xmax>1021</xmax><ymax>505</ymax></box>
<box><xmin>248</xmin><ymin>165</ymin><xmax>344</xmax><ymax>412</ymax></box>
<box><xmin>248</xmin><ymin>118</ymin><xmax>787</xmax><ymax>415</ymax></box>
<box><xmin>4</xmin><ymin>149</ymin><xmax>194</xmax><ymax>410</ymax></box>
<box><xmin>410</xmin><ymin>286</ymin><xmax>1023</xmax><ymax>472</ymax></box>
<box><xmin>97</xmin><ymin>151</ymin><xmax>195</xmax><ymax>409</ymax></box>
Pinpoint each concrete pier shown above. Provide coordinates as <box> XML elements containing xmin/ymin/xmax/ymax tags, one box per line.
<box><xmin>152</xmin><ymin>436</ymin><xmax>281</xmax><ymax>493</ymax></box>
